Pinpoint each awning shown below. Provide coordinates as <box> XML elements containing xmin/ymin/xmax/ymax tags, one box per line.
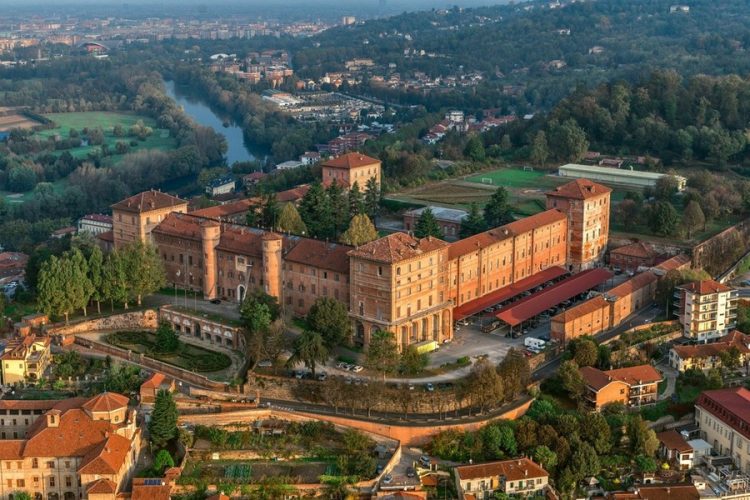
<box><xmin>495</xmin><ymin>268</ymin><xmax>613</xmax><ymax>327</ymax></box>
<box><xmin>452</xmin><ymin>266</ymin><xmax>568</xmax><ymax>321</ymax></box>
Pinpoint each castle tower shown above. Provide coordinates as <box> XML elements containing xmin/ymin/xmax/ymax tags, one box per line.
<box><xmin>262</xmin><ymin>232</ymin><xmax>283</xmax><ymax>301</ymax></box>
<box><xmin>200</xmin><ymin>220</ymin><xmax>221</xmax><ymax>300</ymax></box>
<box><xmin>546</xmin><ymin>178</ymin><xmax>611</xmax><ymax>271</ymax></box>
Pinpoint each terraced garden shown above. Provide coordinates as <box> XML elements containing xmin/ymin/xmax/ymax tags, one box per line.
<box><xmin>105</xmin><ymin>331</ymin><xmax>231</xmax><ymax>372</ymax></box>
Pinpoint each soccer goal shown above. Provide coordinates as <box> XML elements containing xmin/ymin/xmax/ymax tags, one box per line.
<box><xmin>522</xmin><ymin>165</ymin><xmax>534</xmax><ymax>172</ymax></box>
<box><xmin>481</xmin><ymin>177</ymin><xmax>494</xmax><ymax>185</ymax></box>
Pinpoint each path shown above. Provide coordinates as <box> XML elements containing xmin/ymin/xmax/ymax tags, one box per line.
<box><xmin>657</xmin><ymin>360</ymin><xmax>678</xmax><ymax>400</ymax></box>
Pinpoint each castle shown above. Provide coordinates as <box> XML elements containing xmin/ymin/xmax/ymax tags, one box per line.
<box><xmin>109</xmin><ymin>156</ymin><xmax>611</xmax><ymax>351</ymax></box>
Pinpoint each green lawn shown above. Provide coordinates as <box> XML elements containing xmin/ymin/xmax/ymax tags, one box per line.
<box><xmin>106</xmin><ymin>331</ymin><xmax>232</xmax><ymax>372</ymax></box>
<box><xmin>465</xmin><ymin>168</ymin><xmax>561</xmax><ymax>189</ymax></box>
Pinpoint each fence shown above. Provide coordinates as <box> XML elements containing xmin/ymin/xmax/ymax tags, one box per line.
<box><xmin>73</xmin><ymin>336</ymin><xmax>230</xmax><ymax>392</ymax></box>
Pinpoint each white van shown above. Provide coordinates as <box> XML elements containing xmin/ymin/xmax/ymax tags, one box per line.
<box><xmin>524</xmin><ymin>337</ymin><xmax>546</xmax><ymax>350</ymax></box>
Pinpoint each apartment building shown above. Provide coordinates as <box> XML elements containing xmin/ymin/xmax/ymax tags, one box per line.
<box><xmin>454</xmin><ymin>458</ymin><xmax>549</xmax><ymax>499</ymax></box>
<box><xmin>695</xmin><ymin>387</ymin><xmax>750</xmax><ymax>473</ymax></box>
<box><xmin>0</xmin><ymin>392</ymin><xmax>142</xmax><ymax>500</ymax></box>
<box><xmin>675</xmin><ymin>280</ymin><xmax>738</xmax><ymax>342</ymax></box>
<box><xmin>0</xmin><ymin>336</ymin><xmax>51</xmax><ymax>385</ymax></box>
<box><xmin>580</xmin><ymin>364</ymin><xmax>662</xmax><ymax>411</ymax></box>
<box><xmin>110</xmin><ymin>190</ymin><xmax>188</xmax><ymax>249</ymax></box>
<box><xmin>669</xmin><ymin>330</ymin><xmax>750</xmax><ymax>372</ymax></box>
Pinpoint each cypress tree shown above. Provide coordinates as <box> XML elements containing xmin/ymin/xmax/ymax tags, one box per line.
<box><xmin>149</xmin><ymin>389</ymin><xmax>178</xmax><ymax>449</ymax></box>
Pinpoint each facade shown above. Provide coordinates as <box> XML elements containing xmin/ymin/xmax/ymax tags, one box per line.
<box><xmin>558</xmin><ymin>163</ymin><xmax>687</xmax><ymax>191</ymax></box>
<box><xmin>320</xmin><ymin>152</ymin><xmax>381</xmax><ymax>189</ymax></box>
<box><xmin>139</xmin><ymin>372</ymin><xmax>176</xmax><ymax>405</ymax></box>
<box><xmin>76</xmin><ymin>214</ymin><xmax>113</xmax><ymax>236</ymax></box>
<box><xmin>205</xmin><ymin>176</ymin><xmax>236</xmax><ymax>197</ymax></box>
<box><xmin>190</xmin><ymin>185</ymin><xmax>310</xmax><ymax>224</ymax></box>
<box><xmin>609</xmin><ymin>241</ymin><xmax>658</xmax><ymax>272</ymax></box>
<box><xmin>551</xmin><ymin>271</ymin><xmax>658</xmax><ymax>344</ymax></box>
<box><xmin>158</xmin><ymin>305</ymin><xmax>244</xmax><ymax>350</ymax></box>
<box><xmin>580</xmin><ymin>364</ymin><xmax>662</xmax><ymax>411</ymax></box>
<box><xmin>669</xmin><ymin>330</ymin><xmax>750</xmax><ymax>372</ymax></box>
<box><xmin>111</xmin><ymin>190</ymin><xmax>188</xmax><ymax>249</ymax></box>
<box><xmin>454</xmin><ymin>458</ymin><xmax>549</xmax><ymax>499</ymax></box>
<box><xmin>403</xmin><ymin>206</ymin><xmax>468</xmax><ymax>241</ymax></box>
<box><xmin>546</xmin><ymin>178</ymin><xmax>611</xmax><ymax>271</ymax></box>
<box><xmin>0</xmin><ymin>336</ymin><xmax>51</xmax><ymax>385</ymax></box>
<box><xmin>695</xmin><ymin>388</ymin><xmax>750</xmax><ymax>472</ymax></box>
<box><xmin>675</xmin><ymin>280</ymin><xmax>738</xmax><ymax>342</ymax></box>
<box><xmin>657</xmin><ymin>430</ymin><xmax>694</xmax><ymax>470</ymax></box>
<box><xmin>0</xmin><ymin>392</ymin><xmax>142</xmax><ymax>500</ymax></box>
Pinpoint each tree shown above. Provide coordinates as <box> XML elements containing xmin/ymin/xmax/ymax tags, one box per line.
<box><xmin>718</xmin><ymin>346</ymin><xmax>742</xmax><ymax>371</ymax></box>
<box><xmin>596</xmin><ymin>344</ymin><xmax>612</xmax><ymax>370</ymax></box>
<box><xmin>648</xmin><ymin>201</ymin><xmax>679</xmax><ymax>236</ymax></box>
<box><xmin>533</xmin><ymin>445</ymin><xmax>558</xmax><ymax>471</ymax></box>
<box><xmin>299</xmin><ymin>181</ymin><xmax>333</xmax><ymax>238</ymax></box>
<box><xmin>365</xmin><ymin>330</ymin><xmax>400</xmax><ymax>379</ymax></box>
<box><xmin>306</xmin><ymin>297</ymin><xmax>351</xmax><ymax>348</ymax></box>
<box><xmin>548</xmin><ymin>119</ymin><xmax>589</xmax><ymax>162</ymax></box>
<box><xmin>614</xmin><ymin>199</ymin><xmax>641</xmax><ymax>230</ymax></box>
<box><xmin>10</xmin><ymin>492</ymin><xmax>31</xmax><ymax>500</ymax></box>
<box><xmin>570</xmin><ymin>338</ymin><xmax>598</xmax><ymax>367</ymax></box>
<box><xmin>464</xmin><ymin>135</ymin><xmax>486</xmax><ymax>162</ymax></box>
<box><xmin>348</xmin><ymin>181</ymin><xmax>365</xmax><ymax>217</ymax></box>
<box><xmin>155</xmin><ymin>320</ymin><xmax>180</xmax><ymax>353</ymax></box>
<box><xmin>400</xmin><ymin>346</ymin><xmax>428</xmax><ymax>375</ymax></box>
<box><xmin>149</xmin><ymin>390</ymin><xmax>178</xmax><ymax>449</ymax></box>
<box><xmin>682</xmin><ymin>200</ymin><xmax>706</xmax><ymax>237</ymax></box>
<box><xmin>101</xmin><ymin>251</ymin><xmax>128</xmax><ymax>311</ymax></box>
<box><xmin>337</xmin><ymin>429</ymin><xmax>376</xmax><ymax>478</ymax></box>
<box><xmin>569</xmin><ymin>440</ymin><xmax>600</xmax><ymax>482</ymax></box>
<box><xmin>327</xmin><ymin>181</ymin><xmax>349</xmax><ymax>238</ymax></box>
<box><xmin>340</xmin><ymin>213</ymin><xmax>379</xmax><ymax>246</ymax></box>
<box><xmin>68</xmin><ymin>248</ymin><xmax>93</xmax><ymax>316</ymax></box>
<box><xmin>654</xmin><ymin>175</ymin><xmax>680</xmax><ymax>201</ymax></box>
<box><xmin>364</xmin><ymin>177</ymin><xmax>381</xmax><ymax>220</ymax></box>
<box><xmin>414</xmin><ymin>207</ymin><xmax>442</xmax><ymax>238</ymax></box>
<box><xmin>121</xmin><ymin>242</ymin><xmax>165</xmax><ymax>306</ymax></box>
<box><xmin>467</xmin><ymin>358</ymin><xmax>504</xmax><ymax>413</ymax></box>
<box><xmin>275</xmin><ymin>202</ymin><xmax>307</xmax><ymax>235</ymax></box>
<box><xmin>629</xmin><ymin>416</ymin><xmax>659</xmax><ymax>456</ymax></box>
<box><xmin>153</xmin><ymin>449</ymin><xmax>175</xmax><ymax>473</ymax></box>
<box><xmin>530</xmin><ymin>131</ymin><xmax>549</xmax><ymax>166</ymax></box>
<box><xmin>258</xmin><ymin>191</ymin><xmax>280</xmax><ymax>229</ymax></box>
<box><xmin>242</xmin><ymin>289</ymin><xmax>281</xmax><ymax>321</ymax></box>
<box><xmin>559</xmin><ymin>360</ymin><xmax>584</xmax><ymax>400</ymax></box>
<box><xmin>484</xmin><ymin>187</ymin><xmax>514</xmax><ymax>228</ymax></box>
<box><xmin>635</xmin><ymin>455</ymin><xmax>657</xmax><ymax>473</ymax></box>
<box><xmin>460</xmin><ymin>203</ymin><xmax>488</xmax><ymax>238</ymax></box>
<box><xmin>481</xmin><ymin>422</ymin><xmax>517</xmax><ymax>459</ymax></box>
<box><xmin>88</xmin><ymin>245</ymin><xmax>104</xmax><ymax>314</ymax></box>
<box><xmin>497</xmin><ymin>348</ymin><xmax>531</xmax><ymax>401</ymax></box>
<box><xmin>581</xmin><ymin>412</ymin><xmax>612</xmax><ymax>454</ymax></box>
<box><xmin>288</xmin><ymin>330</ymin><xmax>328</xmax><ymax>377</ymax></box>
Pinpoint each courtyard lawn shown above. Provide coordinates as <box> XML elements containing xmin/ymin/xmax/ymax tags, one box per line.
<box><xmin>465</xmin><ymin>168</ymin><xmax>562</xmax><ymax>190</ymax></box>
<box><xmin>106</xmin><ymin>331</ymin><xmax>232</xmax><ymax>372</ymax></box>
<box><xmin>36</xmin><ymin>112</ymin><xmax>176</xmax><ymax>162</ymax></box>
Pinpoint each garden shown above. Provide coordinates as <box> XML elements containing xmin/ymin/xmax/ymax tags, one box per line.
<box><xmin>105</xmin><ymin>330</ymin><xmax>232</xmax><ymax>372</ymax></box>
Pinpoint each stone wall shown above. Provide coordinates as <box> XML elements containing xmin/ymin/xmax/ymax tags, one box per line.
<box><xmin>47</xmin><ymin>310</ymin><xmax>158</xmax><ymax>337</ymax></box>
<box><xmin>692</xmin><ymin>219</ymin><xmax>750</xmax><ymax>276</ymax></box>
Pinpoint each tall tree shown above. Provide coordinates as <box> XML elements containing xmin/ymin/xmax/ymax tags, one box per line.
<box><xmin>497</xmin><ymin>348</ymin><xmax>531</xmax><ymax>401</ymax></box>
<box><xmin>37</xmin><ymin>256</ymin><xmax>73</xmax><ymax>322</ymax></box>
<box><xmin>466</xmin><ymin>358</ymin><xmax>504</xmax><ymax>413</ymax></box>
<box><xmin>559</xmin><ymin>360</ymin><xmax>584</xmax><ymax>400</ymax></box>
<box><xmin>299</xmin><ymin>181</ymin><xmax>333</xmax><ymax>238</ymax></box>
<box><xmin>340</xmin><ymin>213</ymin><xmax>379</xmax><ymax>246</ymax></box>
<box><xmin>682</xmin><ymin>200</ymin><xmax>706</xmax><ymax>237</ymax></box>
<box><xmin>365</xmin><ymin>330</ymin><xmax>400</xmax><ymax>379</ymax></box>
<box><xmin>259</xmin><ymin>191</ymin><xmax>280</xmax><ymax>229</ymax></box>
<box><xmin>288</xmin><ymin>330</ymin><xmax>328</xmax><ymax>377</ymax></box>
<box><xmin>414</xmin><ymin>208</ymin><xmax>442</xmax><ymax>238</ymax></box>
<box><xmin>88</xmin><ymin>245</ymin><xmax>104</xmax><ymax>314</ymax></box>
<box><xmin>464</xmin><ymin>135</ymin><xmax>486</xmax><ymax>162</ymax></box>
<box><xmin>275</xmin><ymin>202</ymin><xmax>307</xmax><ymax>235</ymax></box>
<box><xmin>327</xmin><ymin>181</ymin><xmax>349</xmax><ymax>238</ymax></box>
<box><xmin>68</xmin><ymin>248</ymin><xmax>93</xmax><ymax>316</ymax></box>
<box><xmin>648</xmin><ymin>201</ymin><xmax>679</xmax><ymax>236</ymax></box>
<box><xmin>348</xmin><ymin>181</ymin><xmax>365</xmax><ymax>218</ymax></box>
<box><xmin>121</xmin><ymin>242</ymin><xmax>165</xmax><ymax>306</ymax></box>
<box><xmin>363</xmin><ymin>177</ymin><xmax>381</xmax><ymax>220</ymax></box>
<box><xmin>530</xmin><ymin>131</ymin><xmax>550</xmax><ymax>166</ymax></box>
<box><xmin>306</xmin><ymin>297</ymin><xmax>352</xmax><ymax>348</ymax></box>
<box><xmin>149</xmin><ymin>389</ymin><xmax>178</xmax><ymax>449</ymax></box>
<box><xmin>460</xmin><ymin>203</ymin><xmax>488</xmax><ymax>238</ymax></box>
<box><xmin>101</xmin><ymin>251</ymin><xmax>128</xmax><ymax>311</ymax></box>
<box><xmin>484</xmin><ymin>187</ymin><xmax>514</xmax><ymax>228</ymax></box>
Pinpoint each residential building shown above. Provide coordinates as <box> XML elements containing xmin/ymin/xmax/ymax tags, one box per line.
<box><xmin>546</xmin><ymin>178</ymin><xmax>611</xmax><ymax>271</ymax></box>
<box><xmin>454</xmin><ymin>457</ymin><xmax>549</xmax><ymax>499</ymax></box>
<box><xmin>77</xmin><ymin>214</ymin><xmax>113</xmax><ymax>236</ymax></box>
<box><xmin>403</xmin><ymin>206</ymin><xmax>468</xmax><ymax>241</ymax></box>
<box><xmin>695</xmin><ymin>387</ymin><xmax>750</xmax><ymax>472</ymax></box>
<box><xmin>657</xmin><ymin>430</ymin><xmax>694</xmax><ymax>470</ymax></box>
<box><xmin>321</xmin><ymin>152</ymin><xmax>381</xmax><ymax>189</ymax></box>
<box><xmin>669</xmin><ymin>330</ymin><xmax>750</xmax><ymax>372</ymax></box>
<box><xmin>580</xmin><ymin>364</ymin><xmax>662</xmax><ymax>411</ymax></box>
<box><xmin>0</xmin><ymin>335</ymin><xmax>51</xmax><ymax>385</ymax></box>
<box><xmin>609</xmin><ymin>241</ymin><xmax>659</xmax><ymax>272</ymax></box>
<box><xmin>189</xmin><ymin>185</ymin><xmax>310</xmax><ymax>224</ymax></box>
<box><xmin>205</xmin><ymin>175</ymin><xmax>236</xmax><ymax>197</ymax></box>
<box><xmin>111</xmin><ymin>190</ymin><xmax>188</xmax><ymax>248</ymax></box>
<box><xmin>558</xmin><ymin>163</ymin><xmax>687</xmax><ymax>191</ymax></box>
<box><xmin>299</xmin><ymin>151</ymin><xmax>321</xmax><ymax>165</ymax></box>
<box><xmin>609</xmin><ymin>485</ymin><xmax>699</xmax><ymax>500</ymax></box>
<box><xmin>675</xmin><ymin>280</ymin><xmax>738</xmax><ymax>342</ymax></box>
<box><xmin>0</xmin><ymin>392</ymin><xmax>142</xmax><ymax>500</ymax></box>
<box><xmin>139</xmin><ymin>372</ymin><xmax>175</xmax><ymax>405</ymax></box>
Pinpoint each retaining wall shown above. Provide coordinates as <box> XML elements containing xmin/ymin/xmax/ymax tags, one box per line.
<box><xmin>47</xmin><ymin>310</ymin><xmax>158</xmax><ymax>337</ymax></box>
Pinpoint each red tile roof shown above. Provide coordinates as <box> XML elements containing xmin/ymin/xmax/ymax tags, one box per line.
<box><xmin>348</xmin><ymin>232</ymin><xmax>448</xmax><ymax>263</ymax></box>
<box><xmin>132</xmin><ymin>479</ymin><xmax>172</xmax><ymax>500</ymax></box>
<box><xmin>612</xmin><ymin>485</ymin><xmax>699</xmax><ymax>500</ymax></box>
<box><xmin>0</xmin><ymin>441</ymin><xmax>24</xmax><ymax>460</ymax></box>
<box><xmin>111</xmin><ymin>190</ymin><xmax>187</xmax><ymax>213</ymax></box>
<box><xmin>581</xmin><ymin>364</ymin><xmax>662</xmax><ymax>390</ymax></box>
<box><xmin>657</xmin><ymin>430</ymin><xmax>692</xmax><ymax>453</ymax></box>
<box><xmin>82</xmin><ymin>392</ymin><xmax>129</xmax><ymax>413</ymax></box>
<box><xmin>190</xmin><ymin>185</ymin><xmax>310</xmax><ymax>220</ymax></box>
<box><xmin>23</xmin><ymin>408</ymin><xmax>118</xmax><ymax>458</ymax></box>
<box><xmin>284</xmin><ymin>238</ymin><xmax>352</xmax><ymax>274</ymax></box>
<box><xmin>696</xmin><ymin>387</ymin><xmax>750</xmax><ymax>440</ymax></box>
<box><xmin>672</xmin><ymin>331</ymin><xmax>750</xmax><ymax>360</ymax></box>
<box><xmin>546</xmin><ymin>178</ymin><xmax>612</xmax><ymax>200</ymax></box>
<box><xmin>610</xmin><ymin>241</ymin><xmax>656</xmax><ymax>259</ymax></box>
<box><xmin>79</xmin><ymin>433</ymin><xmax>132</xmax><ymax>474</ymax></box>
<box><xmin>580</xmin><ymin>366</ymin><xmax>620</xmax><ymax>391</ymax></box>
<box><xmin>553</xmin><ymin>295</ymin><xmax>609</xmax><ymax>323</ymax></box>
<box><xmin>141</xmin><ymin>372</ymin><xmax>166</xmax><ymax>390</ymax></box>
<box><xmin>86</xmin><ymin>478</ymin><xmax>118</xmax><ymax>495</ymax></box>
<box><xmin>607</xmin><ymin>272</ymin><xmax>658</xmax><ymax>298</ymax></box>
<box><xmin>322</xmin><ymin>152</ymin><xmax>380</xmax><ymax>169</ymax></box>
<box><xmin>679</xmin><ymin>279</ymin><xmax>733</xmax><ymax>295</ymax></box>
<box><xmin>455</xmin><ymin>457</ymin><xmax>548</xmax><ymax>482</ymax></box>
<box><xmin>81</xmin><ymin>214</ymin><xmax>113</xmax><ymax>224</ymax></box>
<box><xmin>654</xmin><ymin>254</ymin><xmax>691</xmax><ymax>273</ymax></box>
<box><xmin>496</xmin><ymin>268</ymin><xmax>613</xmax><ymax>327</ymax></box>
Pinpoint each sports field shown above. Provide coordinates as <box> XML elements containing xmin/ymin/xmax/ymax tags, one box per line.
<box><xmin>465</xmin><ymin>167</ymin><xmax>562</xmax><ymax>189</ymax></box>
<box><xmin>36</xmin><ymin>112</ymin><xmax>176</xmax><ymax>160</ymax></box>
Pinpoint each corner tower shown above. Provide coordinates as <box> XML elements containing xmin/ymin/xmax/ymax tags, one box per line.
<box><xmin>262</xmin><ymin>232</ymin><xmax>283</xmax><ymax>301</ymax></box>
<box><xmin>546</xmin><ymin>178</ymin><xmax>611</xmax><ymax>271</ymax></box>
<box><xmin>201</xmin><ymin>219</ymin><xmax>221</xmax><ymax>300</ymax></box>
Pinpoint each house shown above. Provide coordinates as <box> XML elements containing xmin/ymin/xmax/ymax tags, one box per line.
<box><xmin>50</xmin><ymin>226</ymin><xmax>76</xmax><ymax>239</ymax></box>
<box><xmin>205</xmin><ymin>175</ymin><xmax>236</xmax><ymax>197</ymax></box>
<box><xmin>669</xmin><ymin>330</ymin><xmax>750</xmax><ymax>372</ymax></box>
<box><xmin>580</xmin><ymin>364</ymin><xmax>662</xmax><ymax>411</ymax></box>
<box><xmin>609</xmin><ymin>242</ymin><xmax>659</xmax><ymax>272</ymax></box>
<box><xmin>609</xmin><ymin>484</ymin><xmax>699</xmax><ymax>500</ymax></box>
<box><xmin>242</xmin><ymin>171</ymin><xmax>266</xmax><ymax>186</ymax></box>
<box><xmin>0</xmin><ymin>335</ymin><xmax>51</xmax><ymax>385</ymax></box>
<box><xmin>674</xmin><ymin>280</ymin><xmax>738</xmax><ymax>342</ymax></box>
<box><xmin>139</xmin><ymin>372</ymin><xmax>176</xmax><ymax>404</ymax></box>
<box><xmin>454</xmin><ymin>458</ymin><xmax>549</xmax><ymax>499</ymax></box>
<box><xmin>77</xmin><ymin>214</ymin><xmax>113</xmax><ymax>236</ymax></box>
<box><xmin>131</xmin><ymin>478</ymin><xmax>173</xmax><ymax>500</ymax></box>
<box><xmin>275</xmin><ymin>160</ymin><xmax>305</xmax><ymax>171</ymax></box>
<box><xmin>111</xmin><ymin>190</ymin><xmax>188</xmax><ymax>249</ymax></box>
<box><xmin>321</xmin><ymin>152</ymin><xmax>381</xmax><ymax>189</ymax></box>
<box><xmin>657</xmin><ymin>430</ymin><xmax>694</xmax><ymax>470</ymax></box>
<box><xmin>403</xmin><ymin>206</ymin><xmax>468</xmax><ymax>241</ymax></box>
<box><xmin>695</xmin><ymin>387</ymin><xmax>750</xmax><ymax>472</ymax></box>
<box><xmin>300</xmin><ymin>151</ymin><xmax>321</xmax><ymax>165</ymax></box>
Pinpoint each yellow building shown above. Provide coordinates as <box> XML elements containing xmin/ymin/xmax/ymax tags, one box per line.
<box><xmin>110</xmin><ymin>190</ymin><xmax>188</xmax><ymax>249</ymax></box>
<box><xmin>696</xmin><ymin>388</ymin><xmax>750</xmax><ymax>473</ymax></box>
<box><xmin>454</xmin><ymin>458</ymin><xmax>549</xmax><ymax>499</ymax></box>
<box><xmin>0</xmin><ymin>336</ymin><xmax>51</xmax><ymax>385</ymax></box>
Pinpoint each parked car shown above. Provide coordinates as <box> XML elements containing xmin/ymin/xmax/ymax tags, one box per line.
<box><xmin>408</xmin><ymin>384</ymin><xmax>415</xmax><ymax>391</ymax></box>
<box><xmin>406</xmin><ymin>467</ymin><xmax>416</xmax><ymax>478</ymax></box>
<box><xmin>418</xmin><ymin>455</ymin><xmax>431</xmax><ymax>468</ymax></box>
<box><xmin>210</xmin><ymin>298</ymin><xmax>221</xmax><ymax>304</ymax></box>
<box><xmin>352</xmin><ymin>365</ymin><xmax>364</xmax><ymax>373</ymax></box>
<box><xmin>257</xmin><ymin>360</ymin><xmax>273</xmax><ymax>368</ymax></box>
<box><xmin>376</xmin><ymin>464</ymin><xmax>384</xmax><ymax>474</ymax></box>
<box><xmin>316</xmin><ymin>372</ymin><xmax>327</xmax><ymax>381</ymax></box>
<box><xmin>425</xmin><ymin>383</ymin><xmax>434</xmax><ymax>392</ymax></box>
<box><xmin>382</xmin><ymin>474</ymin><xmax>393</xmax><ymax>485</ymax></box>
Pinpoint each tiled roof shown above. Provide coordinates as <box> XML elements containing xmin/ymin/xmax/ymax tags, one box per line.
<box><xmin>0</xmin><ymin>335</ymin><xmax>50</xmax><ymax>361</ymax></box>
<box><xmin>612</xmin><ymin>484</ymin><xmax>700</xmax><ymax>500</ymax></box>
<box><xmin>141</xmin><ymin>372</ymin><xmax>166</xmax><ymax>390</ymax></box>
<box><xmin>580</xmin><ymin>365</ymin><xmax>618</xmax><ymax>391</ymax></box>
<box><xmin>654</xmin><ymin>254</ymin><xmax>691</xmax><ymax>273</ymax></box>
<box><xmin>546</xmin><ymin>178</ymin><xmax>612</xmax><ymax>200</ymax></box>
<box><xmin>455</xmin><ymin>457</ymin><xmax>548</xmax><ymax>482</ymax></box>
<box><xmin>607</xmin><ymin>272</ymin><xmax>658</xmax><ymax>298</ymax></box>
<box><xmin>696</xmin><ymin>387</ymin><xmax>750</xmax><ymax>440</ymax></box>
<box><xmin>23</xmin><ymin>408</ymin><xmax>117</xmax><ymax>458</ymax></box>
<box><xmin>132</xmin><ymin>479</ymin><xmax>172</xmax><ymax>500</ymax></box>
<box><xmin>672</xmin><ymin>331</ymin><xmax>750</xmax><ymax>360</ymax></box>
<box><xmin>151</xmin><ymin>212</ymin><xmax>205</xmax><ymax>241</ymax></box>
<box><xmin>553</xmin><ymin>295</ymin><xmax>609</xmax><ymax>323</ymax></box>
<box><xmin>79</xmin><ymin>433</ymin><xmax>132</xmax><ymax>474</ymax></box>
<box><xmin>0</xmin><ymin>399</ymin><xmax>62</xmax><ymax>412</ymax></box>
<box><xmin>189</xmin><ymin>185</ymin><xmax>310</xmax><ymax>220</ymax></box>
<box><xmin>657</xmin><ymin>430</ymin><xmax>692</xmax><ymax>453</ymax></box>
<box><xmin>284</xmin><ymin>238</ymin><xmax>352</xmax><ymax>274</ymax></box>
<box><xmin>321</xmin><ymin>152</ymin><xmax>380</xmax><ymax>169</ymax></box>
<box><xmin>0</xmin><ymin>441</ymin><xmax>24</xmax><ymax>460</ymax></box>
<box><xmin>448</xmin><ymin>209</ymin><xmax>566</xmax><ymax>260</ymax></box>
<box><xmin>581</xmin><ymin>364</ymin><xmax>662</xmax><ymax>390</ymax></box>
<box><xmin>679</xmin><ymin>279</ymin><xmax>733</xmax><ymax>295</ymax></box>
<box><xmin>81</xmin><ymin>214</ymin><xmax>113</xmax><ymax>224</ymax></box>
<box><xmin>86</xmin><ymin>478</ymin><xmax>118</xmax><ymax>495</ymax></box>
<box><xmin>111</xmin><ymin>190</ymin><xmax>187</xmax><ymax>213</ymax></box>
<box><xmin>348</xmin><ymin>232</ymin><xmax>448</xmax><ymax>263</ymax></box>
<box><xmin>97</xmin><ymin>230</ymin><xmax>114</xmax><ymax>243</ymax></box>
<box><xmin>82</xmin><ymin>392</ymin><xmax>129</xmax><ymax>413</ymax></box>
<box><xmin>610</xmin><ymin>241</ymin><xmax>656</xmax><ymax>259</ymax></box>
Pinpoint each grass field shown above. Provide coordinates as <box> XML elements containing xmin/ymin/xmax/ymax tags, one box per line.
<box><xmin>465</xmin><ymin>168</ymin><xmax>562</xmax><ymax>189</ymax></box>
<box><xmin>36</xmin><ymin>112</ymin><xmax>176</xmax><ymax>161</ymax></box>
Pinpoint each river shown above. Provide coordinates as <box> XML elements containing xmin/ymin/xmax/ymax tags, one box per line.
<box><xmin>163</xmin><ymin>80</ymin><xmax>256</xmax><ymax>165</ymax></box>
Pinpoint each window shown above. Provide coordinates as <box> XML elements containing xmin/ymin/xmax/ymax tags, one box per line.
<box><xmin>32</xmin><ymin>458</ymin><xmax>38</xmax><ymax>469</ymax></box>
<box><xmin>49</xmin><ymin>477</ymin><xmax>55</xmax><ymax>487</ymax></box>
<box><xmin>377</xmin><ymin>266</ymin><xmax>383</xmax><ymax>276</ymax></box>
<box><xmin>17</xmin><ymin>479</ymin><xmax>24</xmax><ymax>488</ymax></box>
<box><xmin>47</xmin><ymin>461</ymin><xmax>55</xmax><ymax>469</ymax></box>
<box><xmin>65</xmin><ymin>477</ymin><xmax>72</xmax><ymax>487</ymax></box>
